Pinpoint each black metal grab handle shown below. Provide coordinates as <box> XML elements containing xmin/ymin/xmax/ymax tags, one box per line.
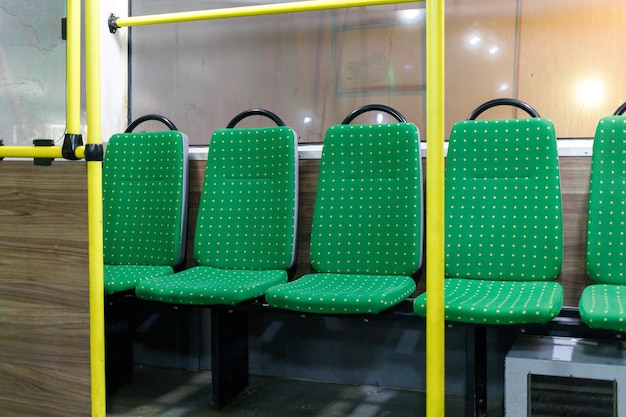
<box><xmin>341</xmin><ymin>104</ymin><xmax>407</xmax><ymax>124</ymax></box>
<box><xmin>613</xmin><ymin>102</ymin><xmax>626</xmax><ymax>116</ymax></box>
<box><xmin>226</xmin><ymin>108</ymin><xmax>285</xmax><ymax>128</ymax></box>
<box><xmin>467</xmin><ymin>98</ymin><xmax>540</xmax><ymax>120</ymax></box>
<box><xmin>125</xmin><ymin>114</ymin><xmax>178</xmax><ymax>132</ymax></box>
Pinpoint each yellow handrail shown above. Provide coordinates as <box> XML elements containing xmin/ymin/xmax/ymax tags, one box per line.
<box><xmin>66</xmin><ymin>0</ymin><xmax>81</xmax><ymax>135</ymax></box>
<box><xmin>86</xmin><ymin>0</ymin><xmax>106</xmax><ymax>415</ymax></box>
<box><xmin>425</xmin><ymin>1</ymin><xmax>445</xmax><ymax>416</ymax></box>
<box><xmin>111</xmin><ymin>0</ymin><xmax>421</xmax><ymax>29</ymax></box>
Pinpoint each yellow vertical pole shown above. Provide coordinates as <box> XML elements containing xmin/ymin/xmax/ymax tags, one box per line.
<box><xmin>66</xmin><ymin>0</ymin><xmax>81</xmax><ymax>135</ymax></box>
<box><xmin>425</xmin><ymin>0</ymin><xmax>445</xmax><ymax>417</ymax></box>
<box><xmin>85</xmin><ymin>0</ymin><xmax>106</xmax><ymax>415</ymax></box>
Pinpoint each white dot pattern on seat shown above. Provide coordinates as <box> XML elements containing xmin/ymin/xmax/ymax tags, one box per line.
<box><xmin>104</xmin><ymin>264</ymin><xmax>173</xmax><ymax>295</ymax></box>
<box><xmin>310</xmin><ymin>123</ymin><xmax>423</xmax><ymax>276</ymax></box>
<box><xmin>585</xmin><ymin>116</ymin><xmax>626</xmax><ymax>285</ymax></box>
<box><xmin>103</xmin><ymin>131</ymin><xmax>186</xmax><ymax>267</ymax></box>
<box><xmin>413</xmin><ymin>278</ymin><xmax>563</xmax><ymax>325</ymax></box>
<box><xmin>194</xmin><ymin>127</ymin><xmax>297</xmax><ymax>270</ymax></box>
<box><xmin>444</xmin><ymin>118</ymin><xmax>562</xmax><ymax>281</ymax></box>
<box><xmin>266</xmin><ymin>272</ymin><xmax>416</xmax><ymax>314</ymax></box>
<box><xmin>579</xmin><ymin>284</ymin><xmax>626</xmax><ymax>332</ymax></box>
<box><xmin>135</xmin><ymin>266</ymin><xmax>287</xmax><ymax>305</ymax></box>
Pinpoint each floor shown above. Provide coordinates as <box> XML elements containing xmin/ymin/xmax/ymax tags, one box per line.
<box><xmin>106</xmin><ymin>366</ymin><xmax>477</xmax><ymax>417</ymax></box>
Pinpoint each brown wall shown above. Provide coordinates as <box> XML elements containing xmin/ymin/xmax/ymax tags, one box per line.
<box><xmin>0</xmin><ymin>161</ymin><xmax>90</xmax><ymax>417</ymax></box>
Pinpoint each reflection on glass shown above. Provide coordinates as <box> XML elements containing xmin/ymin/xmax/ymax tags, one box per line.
<box><xmin>129</xmin><ymin>0</ymin><xmax>626</xmax><ymax>143</ymax></box>
<box><xmin>0</xmin><ymin>2</ymin><xmax>67</xmax><ymax>146</ymax></box>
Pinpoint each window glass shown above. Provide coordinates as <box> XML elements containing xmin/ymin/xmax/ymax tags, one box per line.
<box><xmin>130</xmin><ymin>0</ymin><xmax>626</xmax><ymax>144</ymax></box>
<box><xmin>0</xmin><ymin>1</ymin><xmax>67</xmax><ymax>146</ymax></box>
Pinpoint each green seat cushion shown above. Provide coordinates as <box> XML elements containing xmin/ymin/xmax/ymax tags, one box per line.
<box><xmin>194</xmin><ymin>127</ymin><xmax>297</xmax><ymax>270</ymax></box>
<box><xmin>586</xmin><ymin>116</ymin><xmax>626</xmax><ymax>285</ymax></box>
<box><xmin>103</xmin><ymin>130</ymin><xmax>187</xmax><ymax>267</ymax></box>
<box><xmin>413</xmin><ymin>278</ymin><xmax>563</xmax><ymax>325</ymax></box>
<box><xmin>266</xmin><ymin>273</ymin><xmax>416</xmax><ymax>314</ymax></box>
<box><xmin>135</xmin><ymin>266</ymin><xmax>287</xmax><ymax>305</ymax></box>
<box><xmin>579</xmin><ymin>285</ymin><xmax>626</xmax><ymax>332</ymax></box>
<box><xmin>445</xmin><ymin>118</ymin><xmax>563</xmax><ymax>281</ymax></box>
<box><xmin>309</xmin><ymin>123</ymin><xmax>423</xmax><ymax>276</ymax></box>
<box><xmin>104</xmin><ymin>264</ymin><xmax>174</xmax><ymax>295</ymax></box>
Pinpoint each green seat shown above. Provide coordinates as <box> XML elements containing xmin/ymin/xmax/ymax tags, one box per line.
<box><xmin>414</xmin><ymin>100</ymin><xmax>564</xmax><ymax>325</ymax></box>
<box><xmin>135</xmin><ymin>109</ymin><xmax>298</xmax><ymax>306</ymax></box>
<box><xmin>266</xmin><ymin>105</ymin><xmax>422</xmax><ymax>314</ymax></box>
<box><xmin>103</xmin><ymin>126</ymin><xmax>189</xmax><ymax>295</ymax></box>
<box><xmin>579</xmin><ymin>107</ymin><xmax>626</xmax><ymax>332</ymax></box>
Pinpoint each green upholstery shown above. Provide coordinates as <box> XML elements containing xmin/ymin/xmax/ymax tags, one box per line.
<box><xmin>103</xmin><ymin>130</ymin><xmax>188</xmax><ymax>295</ymax></box>
<box><xmin>414</xmin><ymin>117</ymin><xmax>564</xmax><ymax>324</ymax></box>
<box><xmin>266</xmin><ymin>123</ymin><xmax>422</xmax><ymax>314</ymax></box>
<box><xmin>135</xmin><ymin>126</ymin><xmax>298</xmax><ymax>306</ymax></box>
<box><xmin>580</xmin><ymin>116</ymin><xmax>626</xmax><ymax>331</ymax></box>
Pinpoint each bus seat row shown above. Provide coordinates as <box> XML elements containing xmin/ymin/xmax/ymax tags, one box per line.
<box><xmin>102</xmin><ymin>99</ymin><xmax>626</xmax><ymax>406</ymax></box>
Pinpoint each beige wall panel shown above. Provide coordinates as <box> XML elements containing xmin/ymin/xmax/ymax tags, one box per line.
<box><xmin>0</xmin><ymin>161</ymin><xmax>90</xmax><ymax>417</ymax></box>
<box><xmin>517</xmin><ymin>0</ymin><xmax>626</xmax><ymax>137</ymax></box>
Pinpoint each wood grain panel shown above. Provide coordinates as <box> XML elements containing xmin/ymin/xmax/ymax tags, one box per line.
<box><xmin>0</xmin><ymin>161</ymin><xmax>90</xmax><ymax>417</ymax></box>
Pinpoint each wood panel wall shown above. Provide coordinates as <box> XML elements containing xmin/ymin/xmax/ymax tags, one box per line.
<box><xmin>0</xmin><ymin>161</ymin><xmax>90</xmax><ymax>417</ymax></box>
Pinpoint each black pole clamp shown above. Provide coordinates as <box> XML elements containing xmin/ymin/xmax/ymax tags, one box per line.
<box><xmin>108</xmin><ymin>14</ymin><xmax>119</xmax><ymax>34</ymax></box>
<box><xmin>62</xmin><ymin>133</ymin><xmax>84</xmax><ymax>160</ymax></box>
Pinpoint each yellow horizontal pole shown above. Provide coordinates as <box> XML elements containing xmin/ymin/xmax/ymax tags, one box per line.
<box><xmin>0</xmin><ymin>146</ymin><xmax>64</xmax><ymax>159</ymax></box>
<box><xmin>113</xmin><ymin>0</ymin><xmax>422</xmax><ymax>28</ymax></box>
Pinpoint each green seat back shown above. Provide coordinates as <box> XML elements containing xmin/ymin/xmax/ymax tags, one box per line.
<box><xmin>445</xmin><ymin>118</ymin><xmax>563</xmax><ymax>281</ymax></box>
<box><xmin>193</xmin><ymin>127</ymin><xmax>298</xmax><ymax>270</ymax></box>
<box><xmin>103</xmin><ymin>130</ymin><xmax>188</xmax><ymax>267</ymax></box>
<box><xmin>309</xmin><ymin>123</ymin><xmax>423</xmax><ymax>276</ymax></box>
<box><xmin>586</xmin><ymin>116</ymin><xmax>626</xmax><ymax>285</ymax></box>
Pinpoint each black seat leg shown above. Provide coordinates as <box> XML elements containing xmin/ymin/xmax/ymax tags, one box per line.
<box><xmin>466</xmin><ymin>325</ymin><xmax>488</xmax><ymax>417</ymax></box>
<box><xmin>211</xmin><ymin>307</ymin><xmax>249</xmax><ymax>408</ymax></box>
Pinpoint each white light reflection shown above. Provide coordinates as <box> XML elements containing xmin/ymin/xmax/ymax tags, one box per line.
<box><xmin>499</xmin><ymin>82</ymin><xmax>510</xmax><ymax>93</ymax></box>
<box><xmin>488</xmin><ymin>45</ymin><xmax>500</xmax><ymax>56</ymax></box>
<box><xmin>577</xmin><ymin>78</ymin><xmax>604</xmax><ymax>106</ymax></box>
<box><xmin>467</xmin><ymin>34</ymin><xmax>481</xmax><ymax>48</ymax></box>
<box><xmin>396</xmin><ymin>9</ymin><xmax>424</xmax><ymax>25</ymax></box>
<box><xmin>376</xmin><ymin>113</ymin><xmax>385</xmax><ymax>124</ymax></box>
<box><xmin>303</xmin><ymin>116</ymin><xmax>312</xmax><ymax>125</ymax></box>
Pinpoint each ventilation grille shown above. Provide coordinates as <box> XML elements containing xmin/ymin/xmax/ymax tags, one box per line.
<box><xmin>529</xmin><ymin>374</ymin><xmax>616</xmax><ymax>417</ymax></box>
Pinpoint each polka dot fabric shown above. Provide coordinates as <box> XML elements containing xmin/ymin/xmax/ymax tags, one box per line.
<box><xmin>104</xmin><ymin>264</ymin><xmax>173</xmax><ymax>295</ymax></box>
<box><xmin>135</xmin><ymin>126</ymin><xmax>297</xmax><ymax>306</ymax></box>
<box><xmin>309</xmin><ymin>123</ymin><xmax>423</xmax><ymax>276</ymax></box>
<box><xmin>414</xmin><ymin>117</ymin><xmax>564</xmax><ymax>324</ymax></box>
<box><xmin>194</xmin><ymin>127</ymin><xmax>298</xmax><ymax>270</ymax></box>
<box><xmin>103</xmin><ymin>131</ymin><xmax>188</xmax><ymax>294</ymax></box>
<box><xmin>413</xmin><ymin>278</ymin><xmax>563</xmax><ymax>325</ymax></box>
<box><xmin>267</xmin><ymin>273</ymin><xmax>416</xmax><ymax>314</ymax></box>
<box><xmin>580</xmin><ymin>116</ymin><xmax>626</xmax><ymax>331</ymax></box>
<box><xmin>266</xmin><ymin>122</ymin><xmax>421</xmax><ymax>314</ymax></box>
<box><xmin>585</xmin><ymin>117</ymin><xmax>626</xmax><ymax>285</ymax></box>
<box><xmin>135</xmin><ymin>266</ymin><xmax>287</xmax><ymax>306</ymax></box>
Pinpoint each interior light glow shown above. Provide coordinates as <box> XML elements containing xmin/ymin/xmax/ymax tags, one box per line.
<box><xmin>577</xmin><ymin>78</ymin><xmax>604</xmax><ymax>106</ymax></box>
<box><xmin>396</xmin><ymin>9</ymin><xmax>423</xmax><ymax>24</ymax></box>
<box><xmin>488</xmin><ymin>45</ymin><xmax>500</xmax><ymax>56</ymax></box>
<box><xmin>468</xmin><ymin>34</ymin><xmax>481</xmax><ymax>47</ymax></box>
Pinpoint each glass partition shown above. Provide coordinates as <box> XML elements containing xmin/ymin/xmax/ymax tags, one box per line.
<box><xmin>130</xmin><ymin>0</ymin><xmax>626</xmax><ymax>145</ymax></box>
<box><xmin>0</xmin><ymin>1</ymin><xmax>68</xmax><ymax>146</ymax></box>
